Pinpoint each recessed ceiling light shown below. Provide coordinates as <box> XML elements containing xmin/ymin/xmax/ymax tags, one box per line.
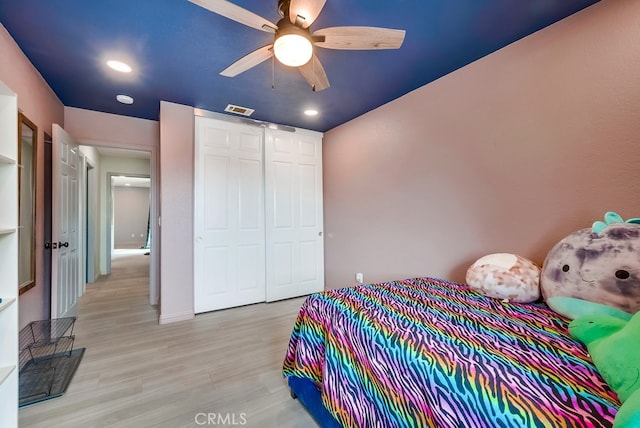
<box><xmin>304</xmin><ymin>109</ymin><xmax>319</xmax><ymax>116</ymax></box>
<box><xmin>107</xmin><ymin>60</ymin><xmax>132</xmax><ymax>73</ymax></box>
<box><xmin>116</xmin><ymin>94</ymin><xmax>134</xmax><ymax>104</ymax></box>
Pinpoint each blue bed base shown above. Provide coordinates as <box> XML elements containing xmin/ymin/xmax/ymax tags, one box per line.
<box><xmin>287</xmin><ymin>376</ymin><xmax>342</xmax><ymax>428</ymax></box>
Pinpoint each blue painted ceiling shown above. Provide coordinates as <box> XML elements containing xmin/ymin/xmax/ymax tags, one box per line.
<box><xmin>0</xmin><ymin>0</ymin><xmax>599</xmax><ymax>132</ymax></box>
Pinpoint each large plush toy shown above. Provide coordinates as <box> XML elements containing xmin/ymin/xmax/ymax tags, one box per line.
<box><xmin>541</xmin><ymin>212</ymin><xmax>640</xmax><ymax>315</ymax></box>
<box><xmin>466</xmin><ymin>253</ymin><xmax>540</xmax><ymax>303</ymax></box>
<box><xmin>569</xmin><ymin>312</ymin><xmax>640</xmax><ymax>427</ymax></box>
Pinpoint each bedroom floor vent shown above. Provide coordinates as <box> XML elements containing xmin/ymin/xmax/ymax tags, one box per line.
<box><xmin>224</xmin><ymin>104</ymin><xmax>254</xmax><ymax>117</ymax></box>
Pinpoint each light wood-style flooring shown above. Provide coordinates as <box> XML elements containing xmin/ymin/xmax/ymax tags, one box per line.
<box><xmin>19</xmin><ymin>249</ymin><xmax>317</xmax><ymax>427</ymax></box>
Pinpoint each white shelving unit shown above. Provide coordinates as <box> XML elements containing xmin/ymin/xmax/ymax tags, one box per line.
<box><xmin>0</xmin><ymin>79</ymin><xmax>19</xmax><ymax>427</ymax></box>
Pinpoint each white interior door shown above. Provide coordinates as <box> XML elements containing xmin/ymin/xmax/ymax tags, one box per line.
<box><xmin>194</xmin><ymin>117</ymin><xmax>266</xmax><ymax>313</ymax></box>
<box><xmin>265</xmin><ymin>128</ymin><xmax>324</xmax><ymax>301</ymax></box>
<box><xmin>51</xmin><ymin>124</ymin><xmax>81</xmax><ymax>319</ymax></box>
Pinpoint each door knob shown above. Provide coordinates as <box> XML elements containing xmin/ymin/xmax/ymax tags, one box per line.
<box><xmin>59</xmin><ymin>241</ymin><xmax>69</xmax><ymax>248</ymax></box>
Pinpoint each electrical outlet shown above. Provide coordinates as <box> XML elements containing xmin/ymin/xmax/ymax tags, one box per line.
<box><xmin>355</xmin><ymin>273</ymin><xmax>364</xmax><ymax>284</ymax></box>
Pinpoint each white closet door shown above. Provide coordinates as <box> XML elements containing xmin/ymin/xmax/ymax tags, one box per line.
<box><xmin>194</xmin><ymin>117</ymin><xmax>266</xmax><ymax>313</ymax></box>
<box><xmin>265</xmin><ymin>128</ymin><xmax>324</xmax><ymax>301</ymax></box>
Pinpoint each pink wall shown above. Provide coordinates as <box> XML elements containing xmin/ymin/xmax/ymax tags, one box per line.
<box><xmin>322</xmin><ymin>0</ymin><xmax>640</xmax><ymax>289</ymax></box>
<box><xmin>159</xmin><ymin>101</ymin><xmax>194</xmax><ymax>324</ymax></box>
<box><xmin>0</xmin><ymin>25</ymin><xmax>65</xmax><ymax>328</ymax></box>
<box><xmin>0</xmin><ymin>26</ymin><xmax>64</xmax><ymax>136</ymax></box>
<box><xmin>64</xmin><ymin>107</ymin><xmax>159</xmax><ymax>148</ymax></box>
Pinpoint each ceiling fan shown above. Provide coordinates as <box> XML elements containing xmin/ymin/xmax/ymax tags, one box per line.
<box><xmin>189</xmin><ymin>0</ymin><xmax>406</xmax><ymax>91</ymax></box>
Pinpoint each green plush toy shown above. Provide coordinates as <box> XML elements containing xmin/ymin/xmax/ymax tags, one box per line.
<box><xmin>547</xmin><ymin>296</ymin><xmax>632</xmax><ymax>321</ymax></box>
<box><xmin>569</xmin><ymin>312</ymin><xmax>640</xmax><ymax>427</ymax></box>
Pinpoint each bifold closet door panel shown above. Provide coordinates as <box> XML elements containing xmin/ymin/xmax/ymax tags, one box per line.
<box><xmin>194</xmin><ymin>117</ymin><xmax>266</xmax><ymax>313</ymax></box>
<box><xmin>265</xmin><ymin>128</ymin><xmax>324</xmax><ymax>302</ymax></box>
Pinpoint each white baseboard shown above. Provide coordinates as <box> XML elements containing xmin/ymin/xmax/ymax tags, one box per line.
<box><xmin>159</xmin><ymin>310</ymin><xmax>194</xmax><ymax>324</ymax></box>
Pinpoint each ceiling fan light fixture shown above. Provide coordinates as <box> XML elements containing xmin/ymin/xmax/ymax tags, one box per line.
<box><xmin>273</xmin><ymin>20</ymin><xmax>313</xmax><ymax>67</ymax></box>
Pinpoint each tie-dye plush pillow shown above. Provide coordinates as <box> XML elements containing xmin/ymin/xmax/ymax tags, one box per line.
<box><xmin>540</xmin><ymin>212</ymin><xmax>640</xmax><ymax>315</ymax></box>
<box><xmin>466</xmin><ymin>253</ymin><xmax>541</xmax><ymax>303</ymax></box>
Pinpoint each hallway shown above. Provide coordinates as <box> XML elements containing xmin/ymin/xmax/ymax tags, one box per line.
<box><xmin>88</xmin><ymin>248</ymin><xmax>156</xmax><ymax>325</ymax></box>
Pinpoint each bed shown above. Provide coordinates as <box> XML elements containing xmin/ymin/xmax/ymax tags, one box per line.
<box><xmin>282</xmin><ymin>277</ymin><xmax>620</xmax><ymax>427</ymax></box>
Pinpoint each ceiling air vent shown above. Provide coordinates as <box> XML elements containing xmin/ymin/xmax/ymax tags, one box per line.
<box><xmin>225</xmin><ymin>104</ymin><xmax>254</xmax><ymax>117</ymax></box>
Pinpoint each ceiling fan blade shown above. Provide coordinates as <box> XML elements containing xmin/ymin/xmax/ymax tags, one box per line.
<box><xmin>220</xmin><ymin>45</ymin><xmax>274</xmax><ymax>77</ymax></box>
<box><xmin>313</xmin><ymin>26</ymin><xmax>406</xmax><ymax>50</ymax></box>
<box><xmin>298</xmin><ymin>54</ymin><xmax>330</xmax><ymax>91</ymax></box>
<box><xmin>289</xmin><ymin>0</ymin><xmax>326</xmax><ymax>28</ymax></box>
<box><xmin>189</xmin><ymin>0</ymin><xmax>277</xmax><ymax>32</ymax></box>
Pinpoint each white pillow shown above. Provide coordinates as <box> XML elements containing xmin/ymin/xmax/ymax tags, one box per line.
<box><xmin>466</xmin><ymin>253</ymin><xmax>541</xmax><ymax>303</ymax></box>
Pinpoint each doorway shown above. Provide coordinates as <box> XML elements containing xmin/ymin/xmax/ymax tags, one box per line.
<box><xmin>78</xmin><ymin>145</ymin><xmax>158</xmax><ymax>307</ymax></box>
<box><xmin>43</xmin><ymin>132</ymin><xmax>52</xmax><ymax>320</ymax></box>
<box><xmin>85</xmin><ymin>161</ymin><xmax>96</xmax><ymax>284</ymax></box>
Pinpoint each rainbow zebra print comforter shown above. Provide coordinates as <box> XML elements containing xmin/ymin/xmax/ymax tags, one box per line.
<box><xmin>283</xmin><ymin>277</ymin><xmax>620</xmax><ymax>427</ymax></box>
